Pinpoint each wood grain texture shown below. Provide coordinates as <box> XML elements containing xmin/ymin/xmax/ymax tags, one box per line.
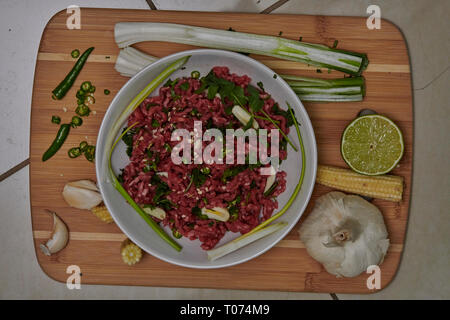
<box><xmin>30</xmin><ymin>9</ymin><xmax>412</xmax><ymax>293</ymax></box>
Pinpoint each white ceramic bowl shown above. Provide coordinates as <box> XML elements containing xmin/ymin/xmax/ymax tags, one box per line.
<box><xmin>96</xmin><ymin>49</ymin><xmax>317</xmax><ymax>269</ymax></box>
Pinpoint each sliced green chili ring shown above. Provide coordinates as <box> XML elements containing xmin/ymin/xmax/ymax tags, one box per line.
<box><xmin>84</xmin><ymin>95</ymin><xmax>95</xmax><ymax>105</ymax></box>
<box><xmin>75</xmin><ymin>104</ymin><xmax>91</xmax><ymax>116</ymax></box>
<box><xmin>84</xmin><ymin>145</ymin><xmax>95</xmax><ymax>162</ymax></box>
<box><xmin>76</xmin><ymin>89</ymin><xmax>86</xmax><ymax>100</ymax></box>
<box><xmin>52</xmin><ymin>47</ymin><xmax>94</xmax><ymax>100</ymax></box>
<box><xmin>172</xmin><ymin>228</ymin><xmax>182</xmax><ymax>239</ymax></box>
<box><xmin>51</xmin><ymin>115</ymin><xmax>61</xmax><ymax>124</ymax></box>
<box><xmin>89</xmin><ymin>85</ymin><xmax>96</xmax><ymax>93</ymax></box>
<box><xmin>71</xmin><ymin>116</ymin><xmax>83</xmax><ymax>127</ymax></box>
<box><xmin>42</xmin><ymin>123</ymin><xmax>71</xmax><ymax>161</ymax></box>
<box><xmin>81</xmin><ymin>81</ymin><xmax>92</xmax><ymax>92</ymax></box>
<box><xmin>191</xmin><ymin>70</ymin><xmax>200</xmax><ymax>79</ymax></box>
<box><xmin>68</xmin><ymin>147</ymin><xmax>82</xmax><ymax>158</ymax></box>
<box><xmin>104</xmin><ymin>89</ymin><xmax>110</xmax><ymax>95</ymax></box>
<box><xmin>200</xmin><ymin>167</ymin><xmax>211</xmax><ymax>175</ymax></box>
<box><xmin>79</xmin><ymin>141</ymin><xmax>88</xmax><ymax>152</ymax></box>
<box><xmin>71</xmin><ymin>49</ymin><xmax>80</xmax><ymax>59</ymax></box>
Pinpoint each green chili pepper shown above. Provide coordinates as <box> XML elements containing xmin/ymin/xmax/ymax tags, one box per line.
<box><xmin>79</xmin><ymin>141</ymin><xmax>88</xmax><ymax>152</ymax></box>
<box><xmin>51</xmin><ymin>115</ymin><xmax>61</xmax><ymax>124</ymax></box>
<box><xmin>42</xmin><ymin>123</ymin><xmax>71</xmax><ymax>161</ymax></box>
<box><xmin>104</xmin><ymin>89</ymin><xmax>110</xmax><ymax>95</ymax></box>
<box><xmin>75</xmin><ymin>104</ymin><xmax>90</xmax><ymax>116</ymax></box>
<box><xmin>172</xmin><ymin>228</ymin><xmax>182</xmax><ymax>239</ymax></box>
<box><xmin>71</xmin><ymin>116</ymin><xmax>83</xmax><ymax>127</ymax></box>
<box><xmin>52</xmin><ymin>47</ymin><xmax>94</xmax><ymax>100</ymax></box>
<box><xmin>89</xmin><ymin>85</ymin><xmax>96</xmax><ymax>93</ymax></box>
<box><xmin>71</xmin><ymin>49</ymin><xmax>80</xmax><ymax>59</ymax></box>
<box><xmin>84</xmin><ymin>145</ymin><xmax>95</xmax><ymax>162</ymax></box>
<box><xmin>191</xmin><ymin>70</ymin><xmax>200</xmax><ymax>79</ymax></box>
<box><xmin>68</xmin><ymin>147</ymin><xmax>82</xmax><ymax>158</ymax></box>
<box><xmin>81</xmin><ymin>81</ymin><xmax>92</xmax><ymax>92</ymax></box>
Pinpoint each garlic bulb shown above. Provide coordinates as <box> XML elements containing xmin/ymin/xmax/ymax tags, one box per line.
<box><xmin>62</xmin><ymin>180</ymin><xmax>103</xmax><ymax>210</ymax></box>
<box><xmin>299</xmin><ymin>192</ymin><xmax>390</xmax><ymax>278</ymax></box>
<box><xmin>40</xmin><ymin>210</ymin><xmax>69</xmax><ymax>256</ymax></box>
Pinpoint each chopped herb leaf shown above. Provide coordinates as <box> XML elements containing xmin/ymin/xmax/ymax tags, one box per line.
<box><xmin>271</xmin><ymin>103</ymin><xmax>298</xmax><ymax>127</ymax></box>
<box><xmin>180</xmin><ymin>82</ymin><xmax>190</xmax><ymax>91</ymax></box>
<box><xmin>151</xmin><ymin>118</ymin><xmax>160</xmax><ymax>128</ymax></box>
<box><xmin>121</xmin><ymin>127</ymin><xmax>138</xmax><ymax>157</ymax></box>
<box><xmin>192</xmin><ymin>206</ymin><xmax>208</xmax><ymax>219</ymax></box>
<box><xmin>247</xmin><ymin>85</ymin><xmax>263</xmax><ymax>112</ymax></box>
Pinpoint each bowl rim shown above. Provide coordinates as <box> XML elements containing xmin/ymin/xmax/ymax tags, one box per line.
<box><xmin>96</xmin><ymin>48</ymin><xmax>317</xmax><ymax>269</ymax></box>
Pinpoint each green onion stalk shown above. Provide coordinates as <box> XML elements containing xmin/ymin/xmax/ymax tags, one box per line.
<box><xmin>114</xmin><ymin>46</ymin><xmax>366</xmax><ymax>103</ymax></box>
<box><xmin>106</xmin><ymin>55</ymin><xmax>191</xmax><ymax>252</ymax></box>
<box><xmin>282</xmin><ymin>74</ymin><xmax>365</xmax><ymax>102</ymax></box>
<box><xmin>115</xmin><ymin>23</ymin><xmax>368</xmax><ymax>76</ymax></box>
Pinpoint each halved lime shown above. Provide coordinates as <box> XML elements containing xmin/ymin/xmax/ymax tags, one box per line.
<box><xmin>341</xmin><ymin>114</ymin><xmax>404</xmax><ymax>175</ymax></box>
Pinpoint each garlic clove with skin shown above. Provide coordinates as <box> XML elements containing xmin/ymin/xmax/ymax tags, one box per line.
<box><xmin>62</xmin><ymin>179</ymin><xmax>103</xmax><ymax>210</ymax></box>
<box><xmin>40</xmin><ymin>210</ymin><xmax>69</xmax><ymax>256</ymax></box>
<box><xmin>299</xmin><ymin>191</ymin><xmax>389</xmax><ymax>278</ymax></box>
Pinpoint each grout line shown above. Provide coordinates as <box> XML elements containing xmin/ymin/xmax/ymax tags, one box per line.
<box><xmin>414</xmin><ymin>65</ymin><xmax>449</xmax><ymax>91</ymax></box>
<box><xmin>330</xmin><ymin>293</ymin><xmax>339</xmax><ymax>300</ymax></box>
<box><xmin>0</xmin><ymin>158</ymin><xmax>30</xmax><ymax>182</ymax></box>
<box><xmin>260</xmin><ymin>0</ymin><xmax>290</xmax><ymax>14</ymax></box>
<box><xmin>145</xmin><ymin>0</ymin><xmax>158</xmax><ymax>10</ymax></box>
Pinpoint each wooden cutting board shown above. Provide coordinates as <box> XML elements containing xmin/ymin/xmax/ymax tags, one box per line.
<box><xmin>30</xmin><ymin>9</ymin><xmax>412</xmax><ymax>293</ymax></box>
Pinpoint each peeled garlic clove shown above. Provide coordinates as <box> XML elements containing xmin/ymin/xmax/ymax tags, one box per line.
<box><xmin>156</xmin><ymin>172</ymin><xmax>168</xmax><ymax>178</ymax></box>
<box><xmin>40</xmin><ymin>210</ymin><xmax>69</xmax><ymax>256</ymax></box>
<box><xmin>202</xmin><ymin>207</ymin><xmax>230</xmax><ymax>222</ymax></box>
<box><xmin>67</xmin><ymin>179</ymin><xmax>99</xmax><ymax>191</ymax></box>
<box><xmin>142</xmin><ymin>206</ymin><xmax>166</xmax><ymax>220</ymax></box>
<box><xmin>263</xmin><ymin>167</ymin><xmax>277</xmax><ymax>193</ymax></box>
<box><xmin>232</xmin><ymin>105</ymin><xmax>259</xmax><ymax>129</ymax></box>
<box><xmin>62</xmin><ymin>179</ymin><xmax>103</xmax><ymax>210</ymax></box>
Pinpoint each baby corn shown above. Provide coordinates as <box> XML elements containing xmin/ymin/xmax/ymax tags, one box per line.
<box><xmin>316</xmin><ymin>165</ymin><xmax>404</xmax><ymax>202</ymax></box>
<box><xmin>121</xmin><ymin>239</ymin><xmax>143</xmax><ymax>265</ymax></box>
<box><xmin>91</xmin><ymin>204</ymin><xmax>114</xmax><ymax>223</ymax></box>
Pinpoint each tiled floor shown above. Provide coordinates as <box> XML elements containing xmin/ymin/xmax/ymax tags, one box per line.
<box><xmin>0</xmin><ymin>0</ymin><xmax>449</xmax><ymax>299</ymax></box>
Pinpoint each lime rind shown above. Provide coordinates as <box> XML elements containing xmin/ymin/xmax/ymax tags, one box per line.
<box><xmin>341</xmin><ymin>114</ymin><xmax>404</xmax><ymax>175</ymax></box>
